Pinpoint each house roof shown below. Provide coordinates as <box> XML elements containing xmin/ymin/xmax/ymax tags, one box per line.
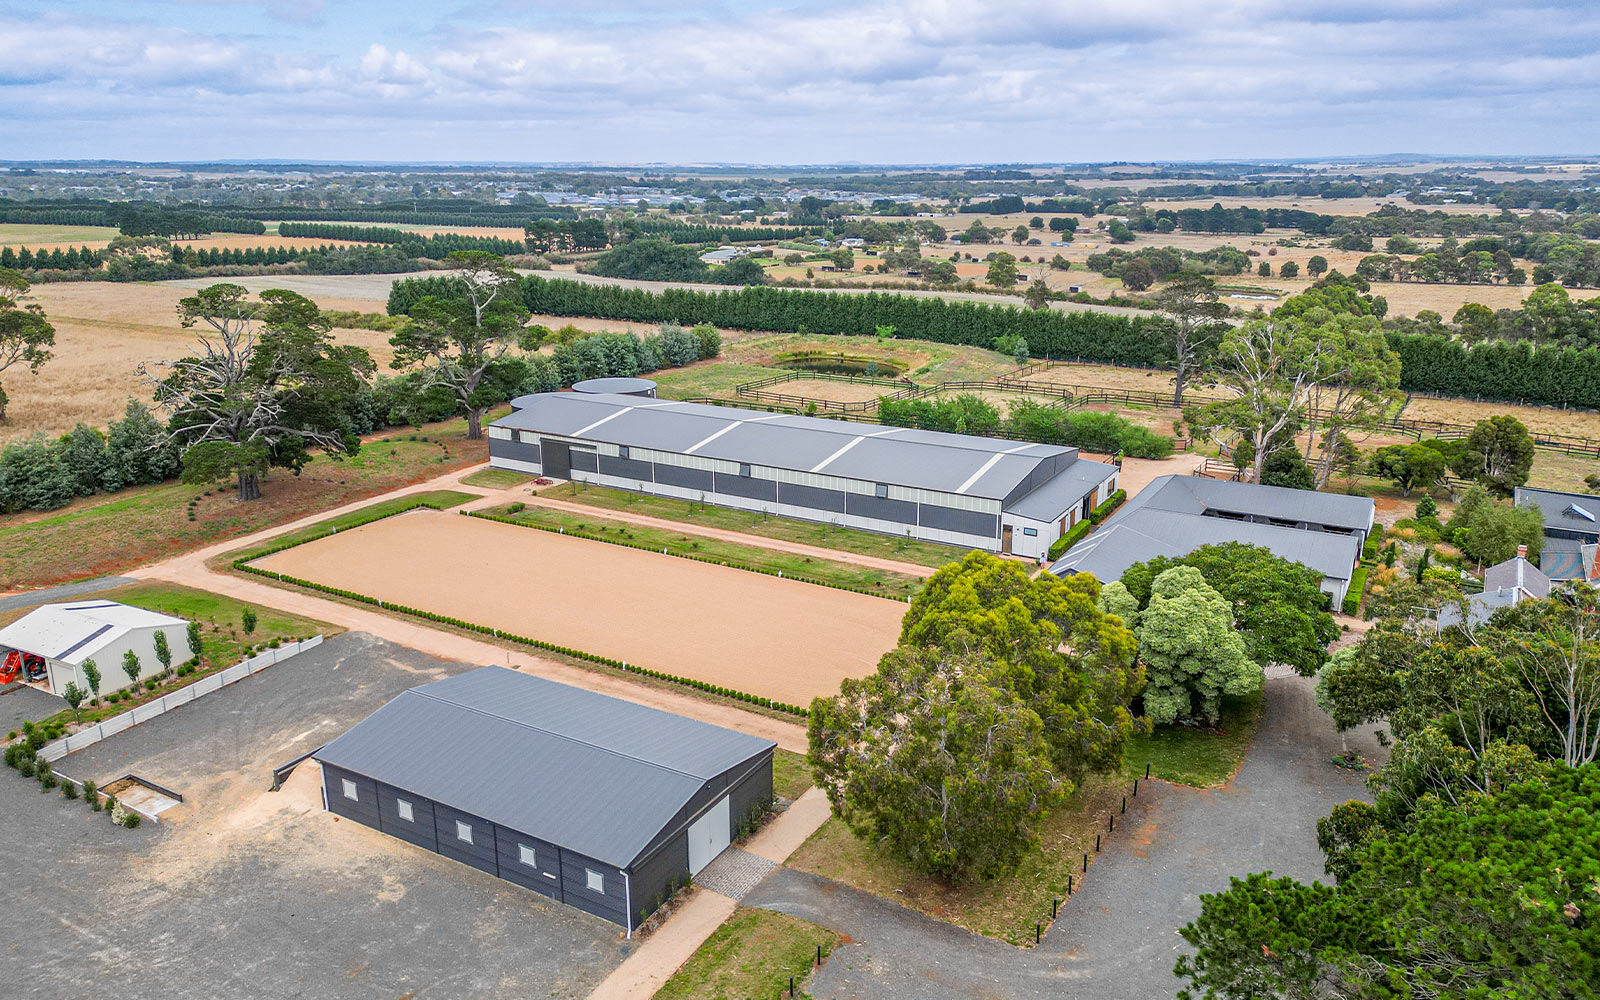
<box><xmin>314</xmin><ymin>667</ymin><xmax>775</xmax><ymax>869</ymax></box>
<box><xmin>1005</xmin><ymin>458</ymin><xmax>1118</xmax><ymax>521</ymax></box>
<box><xmin>1482</xmin><ymin>555</ymin><xmax>1550</xmax><ymax>599</ymax></box>
<box><xmin>0</xmin><ymin>600</ymin><xmax>188</xmax><ymax>667</ymax></box>
<box><xmin>1048</xmin><ymin>475</ymin><xmax>1371</xmax><ymax>584</ymax></box>
<box><xmin>494</xmin><ymin>392</ymin><xmax>1087</xmax><ymax>502</ymax></box>
<box><xmin>1515</xmin><ymin>487</ymin><xmax>1600</xmax><ymax>536</ymax></box>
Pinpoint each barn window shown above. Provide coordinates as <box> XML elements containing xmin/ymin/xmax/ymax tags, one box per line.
<box><xmin>875</xmin><ymin>483</ymin><xmax>888</xmax><ymax>498</ymax></box>
<box><xmin>456</xmin><ymin>820</ymin><xmax>473</xmax><ymax>844</ymax></box>
<box><xmin>519</xmin><ymin>844</ymin><xmax>537</xmax><ymax>867</ymax></box>
<box><xmin>586</xmin><ymin>869</ymin><xmax>605</xmax><ymax>893</ymax></box>
<box><xmin>739</xmin><ymin>463</ymin><xmax>751</xmax><ymax>477</ymax></box>
<box><xmin>396</xmin><ymin>800</ymin><xmax>413</xmax><ymax>822</ymax></box>
<box><xmin>619</xmin><ymin>445</ymin><xmax>630</xmax><ymax>459</ymax></box>
<box><xmin>340</xmin><ymin>779</ymin><xmax>357</xmax><ymax>801</ymax></box>
<box><xmin>1023</xmin><ymin>527</ymin><xmax>1038</xmax><ymax>537</ymax></box>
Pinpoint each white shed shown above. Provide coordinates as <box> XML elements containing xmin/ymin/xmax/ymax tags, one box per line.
<box><xmin>0</xmin><ymin>600</ymin><xmax>194</xmax><ymax>697</ymax></box>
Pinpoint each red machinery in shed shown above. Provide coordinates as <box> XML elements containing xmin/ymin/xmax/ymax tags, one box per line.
<box><xmin>0</xmin><ymin>649</ymin><xmax>47</xmax><ymax>685</ymax></box>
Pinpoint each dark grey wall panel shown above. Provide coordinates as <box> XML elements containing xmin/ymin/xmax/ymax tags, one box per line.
<box><xmin>713</xmin><ymin>472</ymin><xmax>777</xmax><ymax>502</ymax></box>
<box><xmin>434</xmin><ymin>802</ymin><xmax>500</xmax><ymax>876</ymax></box>
<box><xmin>598</xmin><ymin>455</ymin><xmax>655</xmax><ymax>481</ymax></box>
<box><xmin>727</xmin><ymin>754</ymin><xmax>776</xmax><ymax>829</ymax></box>
<box><xmin>494</xmin><ymin>827</ymin><xmax>564</xmax><ymax>901</ymax></box>
<box><xmin>376</xmin><ymin>782</ymin><xmax>437</xmax><ymax>853</ymax></box>
<box><xmin>654</xmin><ymin>464</ymin><xmax>714</xmax><ymax>492</ymax></box>
<box><xmin>490</xmin><ymin>437</ymin><xmax>542</xmax><ymax>467</ymax></box>
<box><xmin>322</xmin><ymin>765</ymin><xmax>381</xmax><ymax>830</ymax></box>
<box><xmin>846</xmin><ymin>493</ymin><xmax>918</xmax><ymax>525</ymax></box>
<box><xmin>919</xmin><ymin>504</ymin><xmax>999</xmax><ymax>538</ymax></box>
<box><xmin>569</xmin><ymin>450</ymin><xmax>598</xmax><ymax>473</ymax></box>
<box><xmin>628</xmin><ymin>831</ymin><xmax>690</xmax><ymax>929</ymax></box>
<box><xmin>559</xmin><ymin>852</ymin><xmax>628</xmax><ymax>924</ymax></box>
<box><xmin>778</xmin><ymin>482</ymin><xmax>845</xmax><ymax>514</ymax></box>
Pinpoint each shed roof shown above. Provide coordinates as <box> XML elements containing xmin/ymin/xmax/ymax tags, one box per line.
<box><xmin>495</xmin><ymin>392</ymin><xmax>1079</xmax><ymax>501</ymax></box>
<box><xmin>0</xmin><ymin>600</ymin><xmax>188</xmax><ymax>667</ymax></box>
<box><xmin>314</xmin><ymin>667</ymin><xmax>775</xmax><ymax>869</ymax></box>
<box><xmin>1005</xmin><ymin>458</ymin><xmax>1118</xmax><ymax>521</ymax></box>
<box><xmin>1515</xmin><ymin>486</ymin><xmax>1600</xmax><ymax>536</ymax></box>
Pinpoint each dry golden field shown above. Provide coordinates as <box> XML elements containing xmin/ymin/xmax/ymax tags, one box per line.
<box><xmin>1135</xmin><ymin>194</ymin><xmax>1525</xmax><ymax>217</ymax></box>
<box><xmin>1400</xmin><ymin>394</ymin><xmax>1600</xmax><ymax>441</ymax></box>
<box><xmin>5</xmin><ymin>282</ymin><xmax>395</xmax><ymax>442</ymax></box>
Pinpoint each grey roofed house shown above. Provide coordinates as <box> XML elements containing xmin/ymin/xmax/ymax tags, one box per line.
<box><xmin>1049</xmin><ymin>475</ymin><xmax>1375</xmax><ymax>604</ymax></box>
<box><xmin>1514</xmin><ymin>487</ymin><xmax>1600</xmax><ymax>579</ymax></box>
<box><xmin>315</xmin><ymin>667</ymin><xmax>775</xmax><ymax>931</ymax></box>
<box><xmin>1436</xmin><ymin>549</ymin><xmax>1551</xmax><ymax>629</ymax></box>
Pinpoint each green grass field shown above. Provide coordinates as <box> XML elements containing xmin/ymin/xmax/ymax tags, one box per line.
<box><xmin>0</xmin><ymin>222</ymin><xmax>119</xmax><ymax>247</ymax></box>
<box><xmin>650</xmin><ymin>362</ymin><xmax>792</xmax><ymax>399</ymax></box>
<box><xmin>651</xmin><ymin>908</ymin><xmax>838</xmax><ymax>1000</ymax></box>
<box><xmin>459</xmin><ymin>467</ymin><xmax>532</xmax><ymax>489</ymax></box>
<box><xmin>772</xmin><ymin>748</ymin><xmax>813</xmax><ymax>801</ymax></box>
<box><xmin>543</xmin><ymin>481</ymin><xmax>967</xmax><ymax>570</ymax></box>
<box><xmin>1122</xmin><ymin>694</ymin><xmax>1264</xmax><ymax>788</ymax></box>
<box><xmin>480</xmin><ymin>502</ymin><xmax>926</xmax><ymax>598</ymax></box>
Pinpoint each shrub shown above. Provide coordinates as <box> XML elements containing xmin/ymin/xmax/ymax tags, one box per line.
<box><xmin>61</xmin><ymin>780</ymin><xmax>78</xmax><ymax>800</ymax></box>
<box><xmin>1048</xmin><ymin>520</ymin><xmax>1093</xmax><ymax>560</ymax></box>
<box><xmin>17</xmin><ymin>756</ymin><xmax>35</xmax><ymax>778</ymax></box>
<box><xmin>122</xmin><ymin>812</ymin><xmax>141</xmax><ymax>829</ymax></box>
<box><xmin>507</xmin><ymin>501</ymin><xmax>526</xmax><ymax>513</ymax></box>
<box><xmin>37</xmin><ymin>765</ymin><xmax>56</xmax><ymax>790</ymax></box>
<box><xmin>1342</xmin><ymin>567</ymin><xmax>1368</xmax><ymax>615</ymax></box>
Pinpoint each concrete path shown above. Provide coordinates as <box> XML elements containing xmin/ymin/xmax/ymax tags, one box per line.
<box><xmin>743</xmin><ymin>670</ymin><xmax>1387</xmax><ymax>1000</ymax></box>
<box><xmin>587</xmin><ymin>787</ymin><xmax>832</xmax><ymax>1000</ymax></box>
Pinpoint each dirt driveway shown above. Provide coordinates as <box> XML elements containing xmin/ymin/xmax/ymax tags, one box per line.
<box><xmin>251</xmin><ymin>509</ymin><xmax>905</xmax><ymax>705</ymax></box>
<box><xmin>5</xmin><ymin>632</ymin><xmax>623</xmax><ymax>1000</ymax></box>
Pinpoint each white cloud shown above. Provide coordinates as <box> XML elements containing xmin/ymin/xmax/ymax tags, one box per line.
<box><xmin>1</xmin><ymin>1</ymin><xmax>1597</xmax><ymax>161</ymax></box>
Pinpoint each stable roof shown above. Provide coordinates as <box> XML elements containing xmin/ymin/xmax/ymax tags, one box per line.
<box><xmin>496</xmin><ymin>392</ymin><xmax>1078</xmax><ymax>501</ymax></box>
<box><xmin>314</xmin><ymin>667</ymin><xmax>775</xmax><ymax>869</ymax></box>
<box><xmin>0</xmin><ymin>600</ymin><xmax>188</xmax><ymax>667</ymax></box>
<box><xmin>1515</xmin><ymin>486</ymin><xmax>1600</xmax><ymax>536</ymax></box>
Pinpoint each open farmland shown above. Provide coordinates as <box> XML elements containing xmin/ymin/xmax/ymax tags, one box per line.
<box><xmin>0</xmin><ymin>222</ymin><xmax>120</xmax><ymax>248</ymax></box>
<box><xmin>8</xmin><ymin>282</ymin><xmax>396</xmax><ymax>441</ymax></box>
<box><xmin>249</xmin><ymin>508</ymin><xmax>905</xmax><ymax>705</ymax></box>
<box><xmin>1400</xmin><ymin>394</ymin><xmax>1600</xmax><ymax>441</ymax></box>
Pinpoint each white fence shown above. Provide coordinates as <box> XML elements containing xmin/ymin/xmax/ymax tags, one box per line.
<box><xmin>37</xmin><ymin>636</ymin><xmax>324</xmax><ymax>763</ymax></box>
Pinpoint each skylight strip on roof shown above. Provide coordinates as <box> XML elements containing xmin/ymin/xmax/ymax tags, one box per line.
<box><xmin>54</xmin><ymin>623</ymin><xmax>116</xmax><ymax>661</ymax></box>
<box><xmin>571</xmin><ymin>405</ymin><xmax>636</xmax><ymax>438</ymax></box>
<box><xmin>954</xmin><ymin>443</ymin><xmax>1037</xmax><ymax>494</ymax></box>
<box><xmin>682</xmin><ymin>413</ymin><xmax>783</xmax><ymax>455</ymax></box>
<box><xmin>809</xmin><ymin>434</ymin><xmax>867</xmax><ymax>473</ymax></box>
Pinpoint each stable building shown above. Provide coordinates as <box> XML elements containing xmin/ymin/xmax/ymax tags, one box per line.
<box><xmin>486</xmin><ymin>392</ymin><xmax>1119</xmax><ymax>560</ymax></box>
<box><xmin>314</xmin><ymin>667</ymin><xmax>776</xmax><ymax>933</ymax></box>
<box><xmin>0</xmin><ymin>600</ymin><xmax>194</xmax><ymax>696</ymax></box>
<box><xmin>1051</xmin><ymin>475</ymin><xmax>1375</xmax><ymax>605</ymax></box>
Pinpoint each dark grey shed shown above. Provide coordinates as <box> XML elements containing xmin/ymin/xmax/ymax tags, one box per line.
<box><xmin>314</xmin><ymin>667</ymin><xmax>776</xmax><ymax>932</ymax></box>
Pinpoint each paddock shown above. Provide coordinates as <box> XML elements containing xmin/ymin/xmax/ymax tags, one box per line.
<box><xmin>250</xmin><ymin>510</ymin><xmax>905</xmax><ymax>705</ymax></box>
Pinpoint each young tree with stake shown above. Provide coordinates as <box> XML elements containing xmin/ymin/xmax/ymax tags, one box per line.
<box><xmin>82</xmin><ymin>658</ymin><xmax>100</xmax><ymax>706</ymax></box>
<box><xmin>121</xmin><ymin>650</ymin><xmax>142</xmax><ymax>689</ymax></box>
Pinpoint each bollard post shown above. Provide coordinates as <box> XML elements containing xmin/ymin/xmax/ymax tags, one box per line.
<box><xmin>1035</xmin><ymin>923</ymin><xmax>1041</xmax><ymax>944</ymax></box>
<box><xmin>789</xmin><ymin>975</ymin><xmax>795</xmax><ymax>997</ymax></box>
<box><xmin>1109</xmin><ymin>814</ymin><xmax>1115</xmax><ymax>832</ymax></box>
<box><xmin>1095</xmin><ymin>833</ymin><xmax>1101</xmax><ymax>852</ymax></box>
<box><xmin>1082</xmin><ymin>853</ymin><xmax>1088</xmax><ymax>873</ymax></box>
<box><xmin>1145</xmin><ymin>762</ymin><xmax>1151</xmax><ymax>779</ymax></box>
<box><xmin>1133</xmin><ymin>778</ymin><xmax>1139</xmax><ymax>797</ymax></box>
<box><xmin>1053</xmin><ymin>897</ymin><xmax>1059</xmax><ymax>918</ymax></box>
<box><xmin>1121</xmin><ymin>796</ymin><xmax>1127</xmax><ymax>814</ymax></box>
<box><xmin>816</xmin><ymin>944</ymin><xmax>822</xmax><ymax>967</ymax></box>
<box><xmin>1068</xmin><ymin>874</ymin><xmax>1074</xmax><ymax>895</ymax></box>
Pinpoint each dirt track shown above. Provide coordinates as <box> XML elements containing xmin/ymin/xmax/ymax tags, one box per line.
<box><xmin>252</xmin><ymin>509</ymin><xmax>904</xmax><ymax>705</ymax></box>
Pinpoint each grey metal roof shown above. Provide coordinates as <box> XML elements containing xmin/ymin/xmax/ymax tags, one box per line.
<box><xmin>1515</xmin><ymin>487</ymin><xmax>1600</xmax><ymax>536</ymax></box>
<box><xmin>1483</xmin><ymin>555</ymin><xmax>1550</xmax><ymax>599</ymax></box>
<box><xmin>1437</xmin><ymin>588</ymin><xmax>1525</xmax><ymax>630</ymax></box>
<box><xmin>572</xmin><ymin>377</ymin><xmax>658</xmax><ymax>395</ymax></box>
<box><xmin>1005</xmin><ymin>459</ymin><xmax>1118</xmax><ymax>521</ymax></box>
<box><xmin>495</xmin><ymin>392</ymin><xmax>1080</xmax><ymax>500</ymax></box>
<box><xmin>314</xmin><ymin>667</ymin><xmax>774</xmax><ymax>869</ymax></box>
<box><xmin>1048</xmin><ymin>475</ymin><xmax>1369</xmax><ymax>583</ymax></box>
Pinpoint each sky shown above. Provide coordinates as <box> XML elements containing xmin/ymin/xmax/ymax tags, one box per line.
<box><xmin>1</xmin><ymin>0</ymin><xmax>1596</xmax><ymax>164</ymax></box>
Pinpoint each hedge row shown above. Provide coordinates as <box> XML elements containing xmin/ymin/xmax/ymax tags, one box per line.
<box><xmin>467</xmin><ymin>509</ymin><xmax>913</xmax><ymax>603</ymax></box>
<box><xmin>234</xmin><ymin>562</ymin><xmax>809</xmax><ymax>717</ymax></box>
<box><xmin>1046</xmin><ymin>489</ymin><xmax>1125</xmax><ymax>561</ymax></box>
<box><xmin>512</xmin><ymin>276</ymin><xmax>1600</xmax><ymax>410</ymax></box>
<box><xmin>1343</xmin><ymin>566</ymin><xmax>1368</xmax><ymax>616</ymax></box>
<box><xmin>1089</xmin><ymin>489</ymin><xmax>1127</xmax><ymax>525</ymax></box>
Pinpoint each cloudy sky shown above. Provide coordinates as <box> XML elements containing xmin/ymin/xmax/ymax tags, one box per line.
<box><xmin>2</xmin><ymin>0</ymin><xmax>1596</xmax><ymax>164</ymax></box>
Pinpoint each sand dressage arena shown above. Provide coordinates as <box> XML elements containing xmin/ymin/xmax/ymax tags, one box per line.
<box><xmin>251</xmin><ymin>510</ymin><xmax>905</xmax><ymax>704</ymax></box>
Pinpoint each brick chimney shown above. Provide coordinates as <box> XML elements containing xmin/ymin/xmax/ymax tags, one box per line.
<box><xmin>1517</xmin><ymin>543</ymin><xmax>1528</xmax><ymax>559</ymax></box>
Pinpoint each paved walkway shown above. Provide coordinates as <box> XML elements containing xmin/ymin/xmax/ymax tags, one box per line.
<box><xmin>587</xmin><ymin>787</ymin><xmax>833</xmax><ymax>1000</ymax></box>
<box><xmin>743</xmin><ymin>670</ymin><xmax>1387</xmax><ymax>1000</ymax></box>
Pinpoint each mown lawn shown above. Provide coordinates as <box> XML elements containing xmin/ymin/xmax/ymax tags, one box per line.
<box><xmin>773</xmin><ymin>748</ymin><xmax>814</xmax><ymax>801</ymax></box>
<box><xmin>1122</xmin><ymin>693</ymin><xmax>1265</xmax><ymax>788</ymax></box>
<box><xmin>543</xmin><ymin>481</ymin><xmax>967</xmax><ymax>570</ymax></box>
<box><xmin>227</xmin><ymin>490</ymin><xmax>477</xmax><ymax>565</ymax></box>
<box><xmin>6</xmin><ymin>581</ymin><xmax>335</xmax><ymax>731</ymax></box>
<box><xmin>459</xmin><ymin>467</ymin><xmax>532</xmax><ymax>489</ymax></box>
<box><xmin>651</xmin><ymin>908</ymin><xmax>838</xmax><ymax>1000</ymax></box>
<box><xmin>0</xmin><ymin>418</ymin><xmax>487</xmax><ymax>589</ymax></box>
<box><xmin>650</xmin><ymin>362</ymin><xmax>791</xmax><ymax>399</ymax></box>
<box><xmin>479</xmin><ymin>502</ymin><xmax>927</xmax><ymax>599</ymax></box>
<box><xmin>787</xmin><ymin>771</ymin><xmax>1130</xmax><ymax>946</ymax></box>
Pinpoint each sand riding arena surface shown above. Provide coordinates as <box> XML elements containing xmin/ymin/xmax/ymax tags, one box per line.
<box><xmin>251</xmin><ymin>509</ymin><xmax>905</xmax><ymax>705</ymax></box>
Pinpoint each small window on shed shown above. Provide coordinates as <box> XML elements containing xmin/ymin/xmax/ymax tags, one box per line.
<box><xmin>456</xmin><ymin>820</ymin><xmax>473</xmax><ymax>844</ymax></box>
<box><xmin>586</xmin><ymin>869</ymin><xmax>605</xmax><ymax>893</ymax></box>
<box><xmin>1023</xmin><ymin>527</ymin><xmax>1038</xmax><ymax>537</ymax></box>
<box><xmin>739</xmin><ymin>462</ymin><xmax>752</xmax><ymax>477</ymax></box>
<box><xmin>875</xmin><ymin>483</ymin><xmax>888</xmax><ymax>498</ymax></box>
<box><xmin>619</xmin><ymin>445</ymin><xmax>630</xmax><ymax>459</ymax></box>
<box><xmin>396</xmin><ymin>799</ymin><xmax>413</xmax><ymax>822</ymax></box>
<box><xmin>519</xmin><ymin>844</ymin><xmax>537</xmax><ymax>867</ymax></box>
<box><xmin>340</xmin><ymin>778</ymin><xmax>357</xmax><ymax>801</ymax></box>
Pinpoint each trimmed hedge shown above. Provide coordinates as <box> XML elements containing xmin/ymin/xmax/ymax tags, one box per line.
<box><xmin>1342</xmin><ymin>566</ymin><xmax>1368</xmax><ymax>616</ymax></box>
<box><xmin>1047</xmin><ymin>519</ymin><xmax>1093</xmax><ymax>561</ymax></box>
<box><xmin>466</xmin><ymin>509</ymin><xmax>911</xmax><ymax>603</ymax></box>
<box><xmin>1362</xmin><ymin>523</ymin><xmax>1385</xmax><ymax>562</ymax></box>
<box><xmin>1089</xmin><ymin>489</ymin><xmax>1127</xmax><ymax>525</ymax></box>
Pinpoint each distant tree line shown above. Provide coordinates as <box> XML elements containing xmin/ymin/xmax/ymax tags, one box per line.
<box><xmin>278</xmin><ymin>222</ymin><xmax>527</xmax><ymax>256</ymax></box>
<box><xmin>0</xmin><ymin>246</ymin><xmax>103</xmax><ymax>271</ymax></box>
